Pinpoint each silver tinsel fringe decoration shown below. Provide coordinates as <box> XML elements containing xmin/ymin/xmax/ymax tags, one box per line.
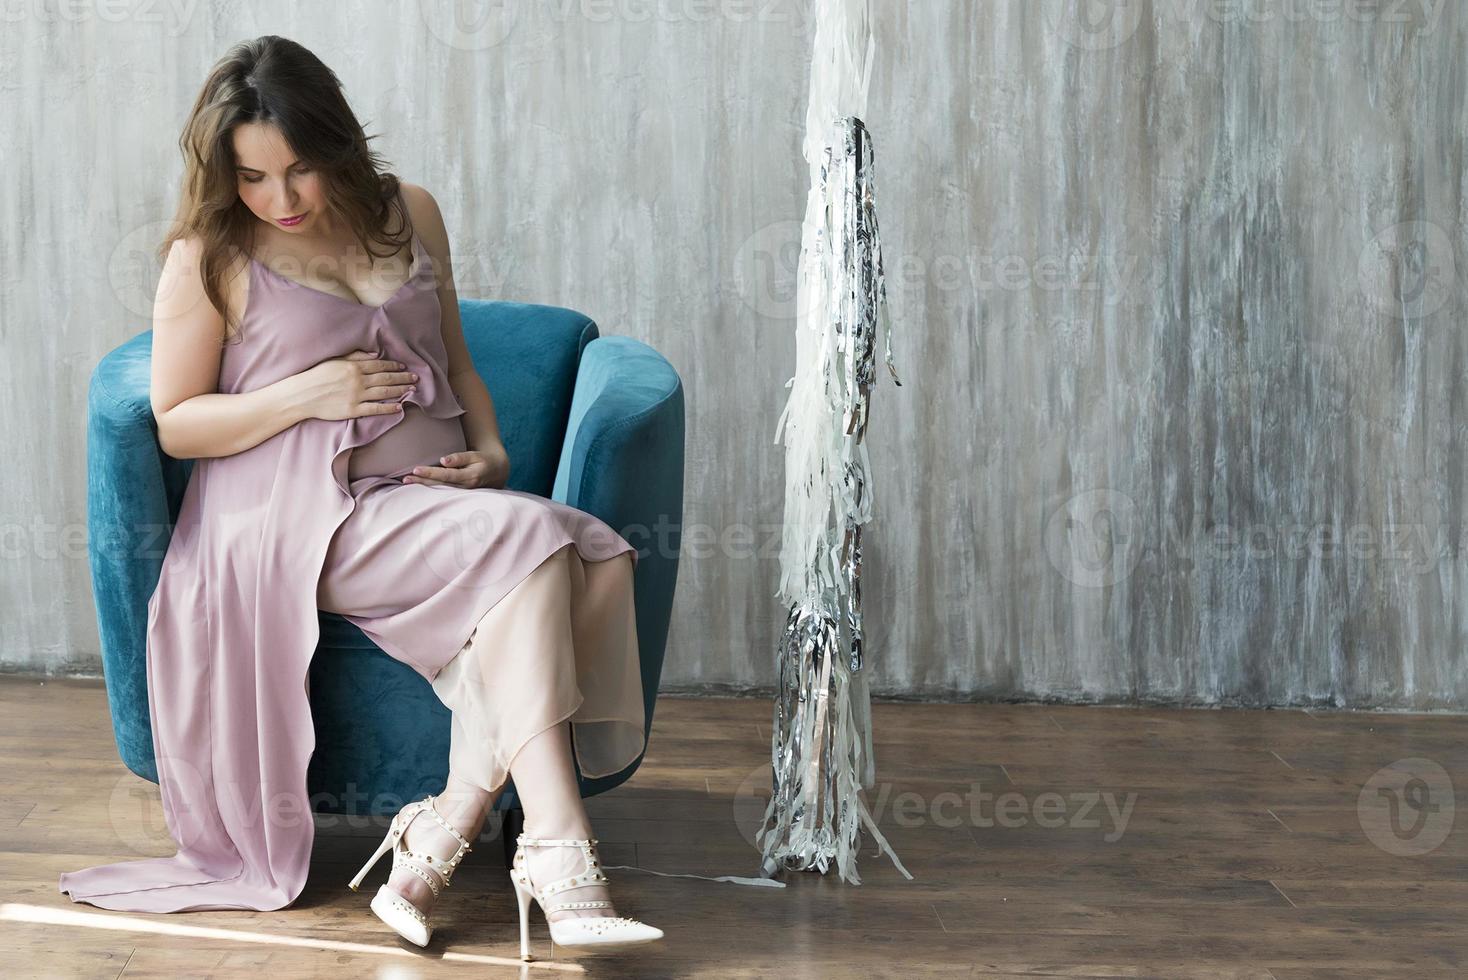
<box><xmin>758</xmin><ymin>34</ymin><xmax>911</xmax><ymax>883</ymax></box>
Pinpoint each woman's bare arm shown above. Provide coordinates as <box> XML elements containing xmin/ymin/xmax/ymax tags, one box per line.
<box><xmin>403</xmin><ymin>182</ymin><xmax>510</xmax><ymax>470</ymax></box>
<box><xmin>149</xmin><ymin>236</ymin><xmax>312</xmax><ymax>459</ymax></box>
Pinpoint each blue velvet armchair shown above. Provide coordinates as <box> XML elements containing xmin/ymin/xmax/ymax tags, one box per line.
<box><xmin>87</xmin><ymin>299</ymin><xmax>684</xmax><ymax>819</ymax></box>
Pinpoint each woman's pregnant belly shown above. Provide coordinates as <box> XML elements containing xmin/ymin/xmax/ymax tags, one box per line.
<box><xmin>348</xmin><ymin>403</ymin><xmax>468</xmax><ymax>482</ymax></box>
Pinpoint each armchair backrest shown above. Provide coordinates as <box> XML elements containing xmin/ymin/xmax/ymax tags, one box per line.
<box><xmin>456</xmin><ymin>299</ymin><xmax>597</xmax><ymax>495</ymax></box>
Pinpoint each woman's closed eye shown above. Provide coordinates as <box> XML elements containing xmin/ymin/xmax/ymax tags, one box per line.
<box><xmin>242</xmin><ymin>166</ymin><xmax>311</xmax><ymax>184</ymax></box>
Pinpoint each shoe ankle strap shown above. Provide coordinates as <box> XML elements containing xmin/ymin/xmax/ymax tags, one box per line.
<box><xmin>417</xmin><ymin>796</ymin><xmax>474</xmax><ymax>850</ymax></box>
<box><xmin>517</xmin><ymin>834</ymin><xmax>599</xmax><ymax>848</ymax></box>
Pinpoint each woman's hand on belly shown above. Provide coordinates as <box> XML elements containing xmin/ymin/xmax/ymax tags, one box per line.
<box><xmin>403</xmin><ymin>447</ymin><xmax>509</xmax><ymax>490</ymax></box>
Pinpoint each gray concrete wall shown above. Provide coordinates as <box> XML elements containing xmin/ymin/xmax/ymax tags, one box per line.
<box><xmin>3</xmin><ymin>2</ymin><xmax>1464</xmax><ymax>709</ymax></box>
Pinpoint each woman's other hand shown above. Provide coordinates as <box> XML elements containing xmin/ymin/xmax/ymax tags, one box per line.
<box><xmin>403</xmin><ymin>446</ymin><xmax>510</xmax><ymax>490</ymax></box>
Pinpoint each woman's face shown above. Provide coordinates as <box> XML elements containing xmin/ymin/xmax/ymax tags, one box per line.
<box><xmin>232</xmin><ymin>121</ymin><xmax>328</xmax><ymax>235</ymax></box>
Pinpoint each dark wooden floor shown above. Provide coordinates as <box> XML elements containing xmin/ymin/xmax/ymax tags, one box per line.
<box><xmin>2</xmin><ymin>675</ymin><xmax>1465</xmax><ymax>978</ymax></box>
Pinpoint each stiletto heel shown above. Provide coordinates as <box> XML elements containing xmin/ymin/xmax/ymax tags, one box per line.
<box><xmin>347</xmin><ymin>793</ymin><xmax>474</xmax><ymax>948</ymax></box>
<box><xmin>348</xmin><ymin>833</ymin><xmax>395</xmax><ymax>892</ymax></box>
<box><xmin>512</xmin><ymin>870</ymin><xmax>535</xmax><ymax>961</ymax></box>
<box><xmin>508</xmin><ymin>834</ymin><xmax>663</xmax><ymax>961</ymax></box>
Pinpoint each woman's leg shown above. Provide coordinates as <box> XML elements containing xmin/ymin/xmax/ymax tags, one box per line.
<box><xmin>508</xmin><ymin>549</ymin><xmax>638</xmax><ymax>922</ymax></box>
<box><xmin>382</xmin><ymin>546</ymin><xmax>583</xmax><ymax>919</ymax></box>
<box><xmin>390</xmin><ymin>546</ymin><xmax>639</xmax><ymax>921</ymax></box>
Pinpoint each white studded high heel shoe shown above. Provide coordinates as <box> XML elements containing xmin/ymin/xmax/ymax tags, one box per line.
<box><xmin>509</xmin><ymin>834</ymin><xmax>664</xmax><ymax>960</ymax></box>
<box><xmin>347</xmin><ymin>794</ymin><xmax>474</xmax><ymax>947</ymax></box>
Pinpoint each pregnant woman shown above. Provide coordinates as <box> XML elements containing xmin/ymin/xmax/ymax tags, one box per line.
<box><xmin>57</xmin><ymin>35</ymin><xmax>662</xmax><ymax>960</ymax></box>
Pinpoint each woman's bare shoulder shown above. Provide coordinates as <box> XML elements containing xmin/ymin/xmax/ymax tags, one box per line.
<box><xmin>159</xmin><ymin>234</ymin><xmax>250</xmax><ymax>326</ymax></box>
<box><xmin>398</xmin><ymin>181</ymin><xmax>450</xmax><ymax>249</ymax></box>
<box><xmin>397</xmin><ymin>179</ymin><xmax>433</xmax><ymax>216</ymax></box>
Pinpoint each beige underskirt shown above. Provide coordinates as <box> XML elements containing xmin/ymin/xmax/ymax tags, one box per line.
<box><xmin>427</xmin><ymin>542</ymin><xmax>646</xmax><ymax>796</ymax></box>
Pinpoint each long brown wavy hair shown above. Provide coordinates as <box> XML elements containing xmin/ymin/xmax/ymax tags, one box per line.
<box><xmin>160</xmin><ymin>35</ymin><xmax>411</xmax><ymax>343</ymax></box>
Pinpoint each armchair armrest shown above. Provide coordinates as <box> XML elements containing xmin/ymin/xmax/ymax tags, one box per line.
<box><xmin>552</xmin><ymin>335</ymin><xmax>685</xmax><ymax>758</ymax></box>
<box><xmin>87</xmin><ymin>331</ymin><xmax>189</xmax><ymax>782</ymax></box>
